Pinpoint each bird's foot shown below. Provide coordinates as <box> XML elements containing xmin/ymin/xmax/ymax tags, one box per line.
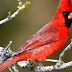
<box><xmin>38</xmin><ymin>63</ymin><xmax>43</xmax><ymax>72</ymax></box>
<box><xmin>17</xmin><ymin>60</ymin><xmax>44</xmax><ymax>72</ymax></box>
<box><xmin>17</xmin><ymin>60</ymin><xmax>35</xmax><ymax>70</ymax></box>
<box><xmin>24</xmin><ymin>60</ymin><xmax>35</xmax><ymax>70</ymax></box>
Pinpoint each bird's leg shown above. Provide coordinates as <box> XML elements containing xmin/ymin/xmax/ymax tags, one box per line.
<box><xmin>35</xmin><ymin>60</ymin><xmax>43</xmax><ymax>72</ymax></box>
<box><xmin>55</xmin><ymin>39</ymin><xmax>72</xmax><ymax>68</ymax></box>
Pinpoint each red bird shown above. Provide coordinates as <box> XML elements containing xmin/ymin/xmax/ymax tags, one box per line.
<box><xmin>0</xmin><ymin>0</ymin><xmax>72</xmax><ymax>71</ymax></box>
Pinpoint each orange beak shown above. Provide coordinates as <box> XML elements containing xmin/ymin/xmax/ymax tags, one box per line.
<box><xmin>68</xmin><ymin>12</ymin><xmax>72</xmax><ymax>19</ymax></box>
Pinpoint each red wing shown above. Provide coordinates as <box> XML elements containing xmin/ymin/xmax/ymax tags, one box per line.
<box><xmin>16</xmin><ymin>24</ymin><xmax>58</xmax><ymax>54</ymax></box>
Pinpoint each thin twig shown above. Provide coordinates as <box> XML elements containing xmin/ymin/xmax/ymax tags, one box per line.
<box><xmin>0</xmin><ymin>1</ymin><xmax>30</xmax><ymax>25</ymax></box>
<box><xmin>59</xmin><ymin>39</ymin><xmax>72</xmax><ymax>61</ymax></box>
<box><xmin>45</xmin><ymin>59</ymin><xmax>58</xmax><ymax>62</ymax></box>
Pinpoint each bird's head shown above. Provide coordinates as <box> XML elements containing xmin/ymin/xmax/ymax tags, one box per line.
<box><xmin>53</xmin><ymin>0</ymin><xmax>72</xmax><ymax>28</ymax></box>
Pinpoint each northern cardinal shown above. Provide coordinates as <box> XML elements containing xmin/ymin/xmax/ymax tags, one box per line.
<box><xmin>0</xmin><ymin>0</ymin><xmax>72</xmax><ymax>71</ymax></box>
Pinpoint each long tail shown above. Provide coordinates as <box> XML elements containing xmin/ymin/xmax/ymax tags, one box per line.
<box><xmin>0</xmin><ymin>55</ymin><xmax>19</xmax><ymax>72</ymax></box>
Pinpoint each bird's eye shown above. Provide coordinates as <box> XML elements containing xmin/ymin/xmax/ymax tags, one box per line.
<box><xmin>62</xmin><ymin>11</ymin><xmax>66</xmax><ymax>15</ymax></box>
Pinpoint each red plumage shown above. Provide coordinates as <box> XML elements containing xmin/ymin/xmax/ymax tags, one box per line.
<box><xmin>0</xmin><ymin>0</ymin><xmax>72</xmax><ymax>71</ymax></box>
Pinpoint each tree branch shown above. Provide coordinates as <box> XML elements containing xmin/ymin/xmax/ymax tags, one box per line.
<box><xmin>35</xmin><ymin>61</ymin><xmax>72</xmax><ymax>71</ymax></box>
<box><xmin>0</xmin><ymin>39</ymin><xmax>72</xmax><ymax>72</ymax></box>
<box><xmin>0</xmin><ymin>0</ymin><xmax>30</xmax><ymax>25</ymax></box>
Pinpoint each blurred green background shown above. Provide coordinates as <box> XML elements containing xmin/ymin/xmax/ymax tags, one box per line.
<box><xmin>0</xmin><ymin>0</ymin><xmax>72</xmax><ymax>72</ymax></box>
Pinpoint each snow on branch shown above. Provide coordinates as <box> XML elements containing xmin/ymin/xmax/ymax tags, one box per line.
<box><xmin>0</xmin><ymin>0</ymin><xmax>30</xmax><ymax>25</ymax></box>
<box><xmin>0</xmin><ymin>39</ymin><xmax>72</xmax><ymax>72</ymax></box>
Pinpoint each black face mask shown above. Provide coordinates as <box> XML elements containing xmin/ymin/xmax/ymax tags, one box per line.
<box><xmin>62</xmin><ymin>10</ymin><xmax>72</xmax><ymax>28</ymax></box>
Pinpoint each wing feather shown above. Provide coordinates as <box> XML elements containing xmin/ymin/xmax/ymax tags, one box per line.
<box><xmin>16</xmin><ymin>24</ymin><xmax>58</xmax><ymax>54</ymax></box>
